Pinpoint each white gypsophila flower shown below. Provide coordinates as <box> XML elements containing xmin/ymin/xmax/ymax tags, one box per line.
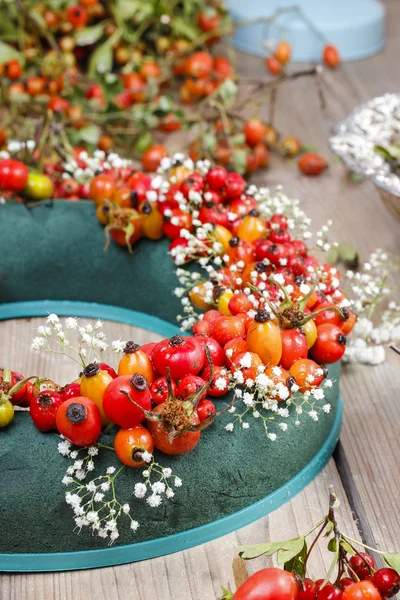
<box><xmin>131</xmin><ymin>520</ymin><xmax>139</xmax><ymax>531</ymax></box>
<box><xmin>58</xmin><ymin>440</ymin><xmax>71</xmax><ymax>456</ymax></box>
<box><xmin>62</xmin><ymin>476</ymin><xmax>73</xmax><ymax>485</ymax></box>
<box><xmin>111</xmin><ymin>340</ymin><xmax>126</xmax><ymax>353</ymax></box>
<box><xmin>86</xmin><ymin>481</ymin><xmax>96</xmax><ymax>492</ymax></box>
<box><xmin>134</xmin><ymin>483</ymin><xmax>147</xmax><ymax>498</ymax></box>
<box><xmin>268</xmin><ymin>433</ymin><xmax>277</xmax><ymax>441</ymax></box>
<box><xmin>106</xmin><ymin>467</ymin><xmax>116</xmax><ymax>475</ymax></box>
<box><xmin>88</xmin><ymin>446</ymin><xmax>99</xmax><ymax>456</ymax></box>
<box><xmin>225</xmin><ymin>423</ymin><xmax>234</xmax><ymax>432</ymax></box>
<box><xmin>147</xmin><ymin>494</ymin><xmax>162</xmax><ymax>508</ymax></box>
<box><xmin>94</xmin><ymin>493</ymin><xmax>104</xmax><ymax>502</ymax></box>
<box><xmin>174</xmin><ymin>477</ymin><xmax>182</xmax><ymax>488</ymax></box>
<box><xmin>31</xmin><ymin>337</ymin><xmax>45</xmax><ymax>350</ymax></box>
<box><xmin>141</xmin><ymin>451</ymin><xmax>153</xmax><ymax>463</ymax></box>
<box><xmin>242</xmin><ymin>422</ymin><xmax>249</xmax><ymax>429</ymax></box>
<box><xmin>47</xmin><ymin>313</ymin><xmax>59</xmax><ymax>325</ymax></box>
<box><xmin>100</xmin><ymin>482</ymin><xmax>110</xmax><ymax>492</ymax></box>
<box><xmin>151</xmin><ymin>482</ymin><xmax>166</xmax><ymax>494</ymax></box>
<box><xmin>122</xmin><ymin>504</ymin><xmax>130</xmax><ymax>514</ymax></box>
<box><xmin>65</xmin><ymin>317</ymin><xmax>78</xmax><ymax>330</ymax></box>
<box><xmin>162</xmin><ymin>468</ymin><xmax>172</xmax><ymax>478</ymax></box>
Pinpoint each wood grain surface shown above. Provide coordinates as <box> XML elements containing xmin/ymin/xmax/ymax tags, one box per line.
<box><xmin>1</xmin><ymin>0</ymin><xmax>399</xmax><ymax>597</ymax></box>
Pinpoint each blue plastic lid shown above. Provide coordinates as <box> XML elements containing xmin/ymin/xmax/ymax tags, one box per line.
<box><xmin>227</xmin><ymin>0</ymin><xmax>386</xmax><ymax>62</ymax></box>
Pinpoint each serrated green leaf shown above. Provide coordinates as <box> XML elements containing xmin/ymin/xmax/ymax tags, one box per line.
<box><xmin>284</xmin><ymin>539</ymin><xmax>308</xmax><ymax>578</ymax></box>
<box><xmin>75</xmin><ymin>22</ymin><xmax>106</xmax><ymax>46</ymax></box>
<box><xmin>383</xmin><ymin>553</ymin><xmax>400</xmax><ymax>574</ymax></box>
<box><xmin>278</xmin><ymin>537</ymin><xmax>306</xmax><ymax>566</ymax></box>
<box><xmin>237</xmin><ymin>541</ymin><xmax>283</xmax><ymax>560</ymax></box>
<box><xmin>0</xmin><ymin>41</ymin><xmax>23</xmax><ymax>64</ymax></box>
<box><xmin>88</xmin><ymin>39</ymin><xmax>113</xmax><ymax>77</ymax></box>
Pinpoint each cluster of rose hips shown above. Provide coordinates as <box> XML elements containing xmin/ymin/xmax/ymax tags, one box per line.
<box><xmin>190</xmin><ymin>118</ymin><xmax>327</xmax><ymax>176</ymax></box>
<box><xmin>230</xmin><ymin>556</ymin><xmax>399</xmax><ymax>600</ymax></box>
<box><xmin>265</xmin><ymin>40</ymin><xmax>340</xmax><ymax>76</ymax></box>
<box><xmin>295</xmin><ymin>554</ymin><xmax>400</xmax><ymax>600</ymax></box>
<box><xmin>0</xmin><ymin>335</ymin><xmax>230</xmax><ymax>460</ymax></box>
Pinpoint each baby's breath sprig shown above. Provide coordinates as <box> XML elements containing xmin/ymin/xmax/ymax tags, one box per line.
<box><xmin>223</xmin><ymin>359</ymin><xmax>333</xmax><ymax>440</ymax></box>
<box><xmin>31</xmin><ymin>314</ymin><xmax>127</xmax><ymax>369</ymax></box>
<box><xmin>133</xmin><ymin>462</ymin><xmax>182</xmax><ymax>506</ymax></box>
<box><xmin>342</xmin><ymin>250</ymin><xmax>400</xmax><ymax>365</ymax></box>
<box><xmin>59</xmin><ymin>439</ymin><xmax>182</xmax><ymax>544</ymax></box>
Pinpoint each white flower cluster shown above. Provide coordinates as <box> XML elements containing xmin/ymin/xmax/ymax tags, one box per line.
<box><xmin>59</xmin><ymin>440</ymin><xmax>181</xmax><ymax>544</ymax></box>
<box><xmin>133</xmin><ymin>462</ymin><xmax>182</xmax><ymax>506</ymax></box>
<box><xmin>223</xmin><ymin>359</ymin><xmax>334</xmax><ymax>438</ymax></box>
<box><xmin>342</xmin><ymin>251</ymin><xmax>400</xmax><ymax>365</ymax></box>
<box><xmin>31</xmin><ymin>314</ymin><xmax>126</xmax><ymax>369</ymax></box>
<box><xmin>61</xmin><ymin>150</ymin><xmax>134</xmax><ymax>184</ymax></box>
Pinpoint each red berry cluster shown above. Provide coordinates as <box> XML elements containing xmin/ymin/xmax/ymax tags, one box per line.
<box><xmin>1</xmin><ymin>336</ymin><xmax>224</xmax><ymax>458</ymax></box>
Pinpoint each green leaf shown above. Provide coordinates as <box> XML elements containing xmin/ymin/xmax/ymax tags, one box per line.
<box><xmin>321</xmin><ymin>539</ymin><xmax>339</xmax><ymax>587</ymax></box>
<box><xmin>70</xmin><ymin>124</ymin><xmax>100</xmax><ymax>146</ymax></box>
<box><xmin>0</xmin><ymin>41</ymin><xmax>23</xmax><ymax>64</ymax></box>
<box><xmin>328</xmin><ymin>538</ymin><xmax>338</xmax><ymax>553</ymax></box>
<box><xmin>383</xmin><ymin>553</ymin><xmax>400</xmax><ymax>574</ymax></box>
<box><xmin>157</xmin><ymin>95</ymin><xmax>172</xmax><ymax>113</ymax></box>
<box><xmin>173</xmin><ymin>16</ymin><xmax>199</xmax><ymax>40</ymax></box>
<box><xmin>238</xmin><ymin>536</ymin><xmax>306</xmax><ymax>561</ymax></box>
<box><xmin>302</xmin><ymin>144</ymin><xmax>318</xmax><ymax>153</ymax></box>
<box><xmin>284</xmin><ymin>539</ymin><xmax>308</xmax><ymax>577</ymax></box>
<box><xmin>88</xmin><ymin>39</ymin><xmax>113</xmax><ymax>77</ymax></box>
<box><xmin>229</xmin><ymin>147</ymin><xmax>248</xmax><ymax>174</ymax></box>
<box><xmin>134</xmin><ymin>132</ymin><xmax>153</xmax><ymax>154</ymax></box>
<box><xmin>219</xmin><ymin>586</ymin><xmax>234</xmax><ymax>600</ymax></box>
<box><xmin>237</xmin><ymin>541</ymin><xmax>283</xmax><ymax>560</ymax></box>
<box><xmin>338</xmin><ymin>243</ymin><xmax>359</xmax><ymax>269</ymax></box>
<box><xmin>326</xmin><ymin>246</ymin><xmax>339</xmax><ymax>266</ymax></box>
<box><xmin>348</xmin><ymin>171</ymin><xmax>365</xmax><ymax>183</ymax></box>
<box><xmin>231</xmin><ymin>133</ymin><xmax>246</xmax><ymax>146</ymax></box>
<box><xmin>217</xmin><ymin>80</ymin><xmax>238</xmax><ymax>107</ymax></box>
<box><xmin>203</xmin><ymin>133</ymin><xmax>217</xmax><ymax>153</ymax></box>
<box><xmin>278</xmin><ymin>537</ymin><xmax>306</xmax><ymax>566</ymax></box>
<box><xmin>75</xmin><ymin>22</ymin><xmax>106</xmax><ymax>46</ymax></box>
<box><xmin>341</xmin><ymin>541</ymin><xmax>355</xmax><ymax>556</ymax></box>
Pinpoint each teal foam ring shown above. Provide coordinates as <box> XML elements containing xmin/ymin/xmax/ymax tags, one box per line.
<box><xmin>0</xmin><ymin>300</ymin><xmax>343</xmax><ymax>572</ymax></box>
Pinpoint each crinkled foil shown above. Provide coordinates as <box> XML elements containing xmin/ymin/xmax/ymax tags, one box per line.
<box><xmin>329</xmin><ymin>93</ymin><xmax>400</xmax><ymax>196</ymax></box>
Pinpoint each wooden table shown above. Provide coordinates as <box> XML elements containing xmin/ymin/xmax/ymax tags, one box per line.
<box><xmin>1</xmin><ymin>1</ymin><xmax>399</xmax><ymax>597</ymax></box>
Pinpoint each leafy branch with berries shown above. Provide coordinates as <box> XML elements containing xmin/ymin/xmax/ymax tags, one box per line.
<box><xmin>220</xmin><ymin>488</ymin><xmax>400</xmax><ymax>599</ymax></box>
